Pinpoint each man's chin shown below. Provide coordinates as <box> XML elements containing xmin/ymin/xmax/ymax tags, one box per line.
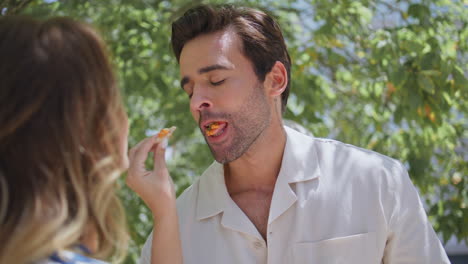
<box><xmin>210</xmin><ymin>148</ymin><xmax>239</xmax><ymax>164</ymax></box>
<box><xmin>212</xmin><ymin>151</ymin><xmax>231</xmax><ymax>164</ymax></box>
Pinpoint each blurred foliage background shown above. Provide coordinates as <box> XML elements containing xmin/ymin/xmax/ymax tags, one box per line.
<box><xmin>1</xmin><ymin>0</ymin><xmax>467</xmax><ymax>262</ymax></box>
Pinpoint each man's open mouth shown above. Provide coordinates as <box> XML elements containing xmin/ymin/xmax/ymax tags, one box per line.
<box><xmin>204</xmin><ymin>121</ymin><xmax>228</xmax><ymax>137</ymax></box>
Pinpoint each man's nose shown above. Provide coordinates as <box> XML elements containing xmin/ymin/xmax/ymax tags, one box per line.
<box><xmin>190</xmin><ymin>86</ymin><xmax>213</xmax><ymax>113</ymax></box>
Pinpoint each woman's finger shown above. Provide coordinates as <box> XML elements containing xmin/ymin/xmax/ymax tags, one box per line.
<box><xmin>128</xmin><ymin>138</ymin><xmax>147</xmax><ymax>162</ymax></box>
<box><xmin>129</xmin><ymin>137</ymin><xmax>156</xmax><ymax>172</ymax></box>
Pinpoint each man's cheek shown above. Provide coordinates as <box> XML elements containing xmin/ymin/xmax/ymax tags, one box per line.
<box><xmin>192</xmin><ymin>111</ymin><xmax>200</xmax><ymax>124</ymax></box>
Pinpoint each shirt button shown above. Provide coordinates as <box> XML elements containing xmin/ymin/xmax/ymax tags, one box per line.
<box><xmin>253</xmin><ymin>241</ymin><xmax>263</xmax><ymax>249</ymax></box>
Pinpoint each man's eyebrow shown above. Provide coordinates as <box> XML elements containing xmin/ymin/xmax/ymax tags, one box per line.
<box><xmin>180</xmin><ymin>64</ymin><xmax>232</xmax><ymax>89</ymax></box>
<box><xmin>198</xmin><ymin>64</ymin><xmax>232</xmax><ymax>74</ymax></box>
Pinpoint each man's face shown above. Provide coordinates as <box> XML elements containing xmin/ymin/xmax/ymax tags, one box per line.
<box><xmin>179</xmin><ymin>29</ymin><xmax>272</xmax><ymax>164</ymax></box>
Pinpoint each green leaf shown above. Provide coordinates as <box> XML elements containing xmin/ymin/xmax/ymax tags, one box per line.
<box><xmin>420</xmin><ymin>70</ymin><xmax>441</xmax><ymax>77</ymax></box>
<box><xmin>406</xmin><ymin>40</ymin><xmax>424</xmax><ymax>53</ymax></box>
<box><xmin>453</xmin><ymin>66</ymin><xmax>468</xmax><ymax>88</ymax></box>
<box><xmin>418</xmin><ymin>74</ymin><xmax>435</xmax><ymax>94</ymax></box>
<box><xmin>391</xmin><ymin>68</ymin><xmax>408</xmax><ymax>87</ymax></box>
<box><xmin>442</xmin><ymin>92</ymin><xmax>453</xmax><ymax>106</ymax></box>
<box><xmin>408</xmin><ymin>4</ymin><xmax>430</xmax><ymax>21</ymax></box>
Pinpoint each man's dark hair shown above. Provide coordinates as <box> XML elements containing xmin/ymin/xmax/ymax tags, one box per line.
<box><xmin>171</xmin><ymin>4</ymin><xmax>291</xmax><ymax>112</ymax></box>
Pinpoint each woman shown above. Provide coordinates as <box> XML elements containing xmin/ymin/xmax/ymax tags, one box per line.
<box><xmin>0</xmin><ymin>16</ymin><xmax>182</xmax><ymax>264</ymax></box>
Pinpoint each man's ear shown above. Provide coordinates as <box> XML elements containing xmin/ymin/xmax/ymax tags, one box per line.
<box><xmin>264</xmin><ymin>61</ymin><xmax>288</xmax><ymax>98</ymax></box>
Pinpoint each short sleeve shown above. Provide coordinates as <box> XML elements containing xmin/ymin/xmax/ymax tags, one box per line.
<box><xmin>382</xmin><ymin>162</ymin><xmax>450</xmax><ymax>263</ymax></box>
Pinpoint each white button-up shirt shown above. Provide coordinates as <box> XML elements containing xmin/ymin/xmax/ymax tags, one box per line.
<box><xmin>140</xmin><ymin>126</ymin><xmax>449</xmax><ymax>263</ymax></box>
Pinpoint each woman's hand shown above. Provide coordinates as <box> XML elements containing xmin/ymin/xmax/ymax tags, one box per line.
<box><xmin>126</xmin><ymin>130</ymin><xmax>183</xmax><ymax>264</ymax></box>
<box><xmin>126</xmin><ymin>133</ymin><xmax>176</xmax><ymax>218</ymax></box>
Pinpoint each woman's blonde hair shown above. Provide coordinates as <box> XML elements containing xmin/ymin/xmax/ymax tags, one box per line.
<box><xmin>0</xmin><ymin>16</ymin><xmax>128</xmax><ymax>263</ymax></box>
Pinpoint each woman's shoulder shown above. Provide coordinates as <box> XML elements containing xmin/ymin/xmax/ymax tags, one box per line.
<box><xmin>36</xmin><ymin>250</ymin><xmax>108</xmax><ymax>264</ymax></box>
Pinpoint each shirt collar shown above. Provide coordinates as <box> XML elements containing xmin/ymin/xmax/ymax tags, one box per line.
<box><xmin>196</xmin><ymin>126</ymin><xmax>322</xmax><ymax>222</ymax></box>
<box><xmin>195</xmin><ymin>161</ymin><xmax>263</xmax><ymax>239</ymax></box>
<box><xmin>268</xmin><ymin>126</ymin><xmax>321</xmax><ymax>224</ymax></box>
<box><xmin>279</xmin><ymin>126</ymin><xmax>321</xmax><ymax>184</ymax></box>
<box><xmin>196</xmin><ymin>161</ymin><xmax>226</xmax><ymax>220</ymax></box>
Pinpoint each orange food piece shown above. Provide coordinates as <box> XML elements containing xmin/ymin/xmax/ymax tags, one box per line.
<box><xmin>156</xmin><ymin>126</ymin><xmax>176</xmax><ymax>139</ymax></box>
<box><xmin>209</xmin><ymin>123</ymin><xmax>220</xmax><ymax>130</ymax></box>
<box><xmin>206</xmin><ymin>122</ymin><xmax>221</xmax><ymax>136</ymax></box>
<box><xmin>157</xmin><ymin>128</ymin><xmax>171</xmax><ymax>139</ymax></box>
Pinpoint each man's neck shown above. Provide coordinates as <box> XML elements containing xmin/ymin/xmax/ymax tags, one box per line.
<box><xmin>224</xmin><ymin>123</ymin><xmax>286</xmax><ymax>195</ymax></box>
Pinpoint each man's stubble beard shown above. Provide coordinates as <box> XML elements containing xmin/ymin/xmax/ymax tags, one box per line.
<box><xmin>201</xmin><ymin>84</ymin><xmax>271</xmax><ymax>164</ymax></box>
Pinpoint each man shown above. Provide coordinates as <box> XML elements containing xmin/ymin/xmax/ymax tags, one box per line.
<box><xmin>140</xmin><ymin>4</ymin><xmax>449</xmax><ymax>263</ymax></box>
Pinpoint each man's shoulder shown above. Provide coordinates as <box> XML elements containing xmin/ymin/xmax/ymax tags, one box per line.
<box><xmin>286</xmin><ymin>127</ymin><xmax>406</xmax><ymax>185</ymax></box>
<box><xmin>313</xmin><ymin>137</ymin><xmax>400</xmax><ymax>166</ymax></box>
<box><xmin>311</xmin><ymin>137</ymin><xmax>408</xmax><ymax>189</ymax></box>
<box><xmin>286</xmin><ymin>126</ymin><xmax>400</xmax><ymax>168</ymax></box>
